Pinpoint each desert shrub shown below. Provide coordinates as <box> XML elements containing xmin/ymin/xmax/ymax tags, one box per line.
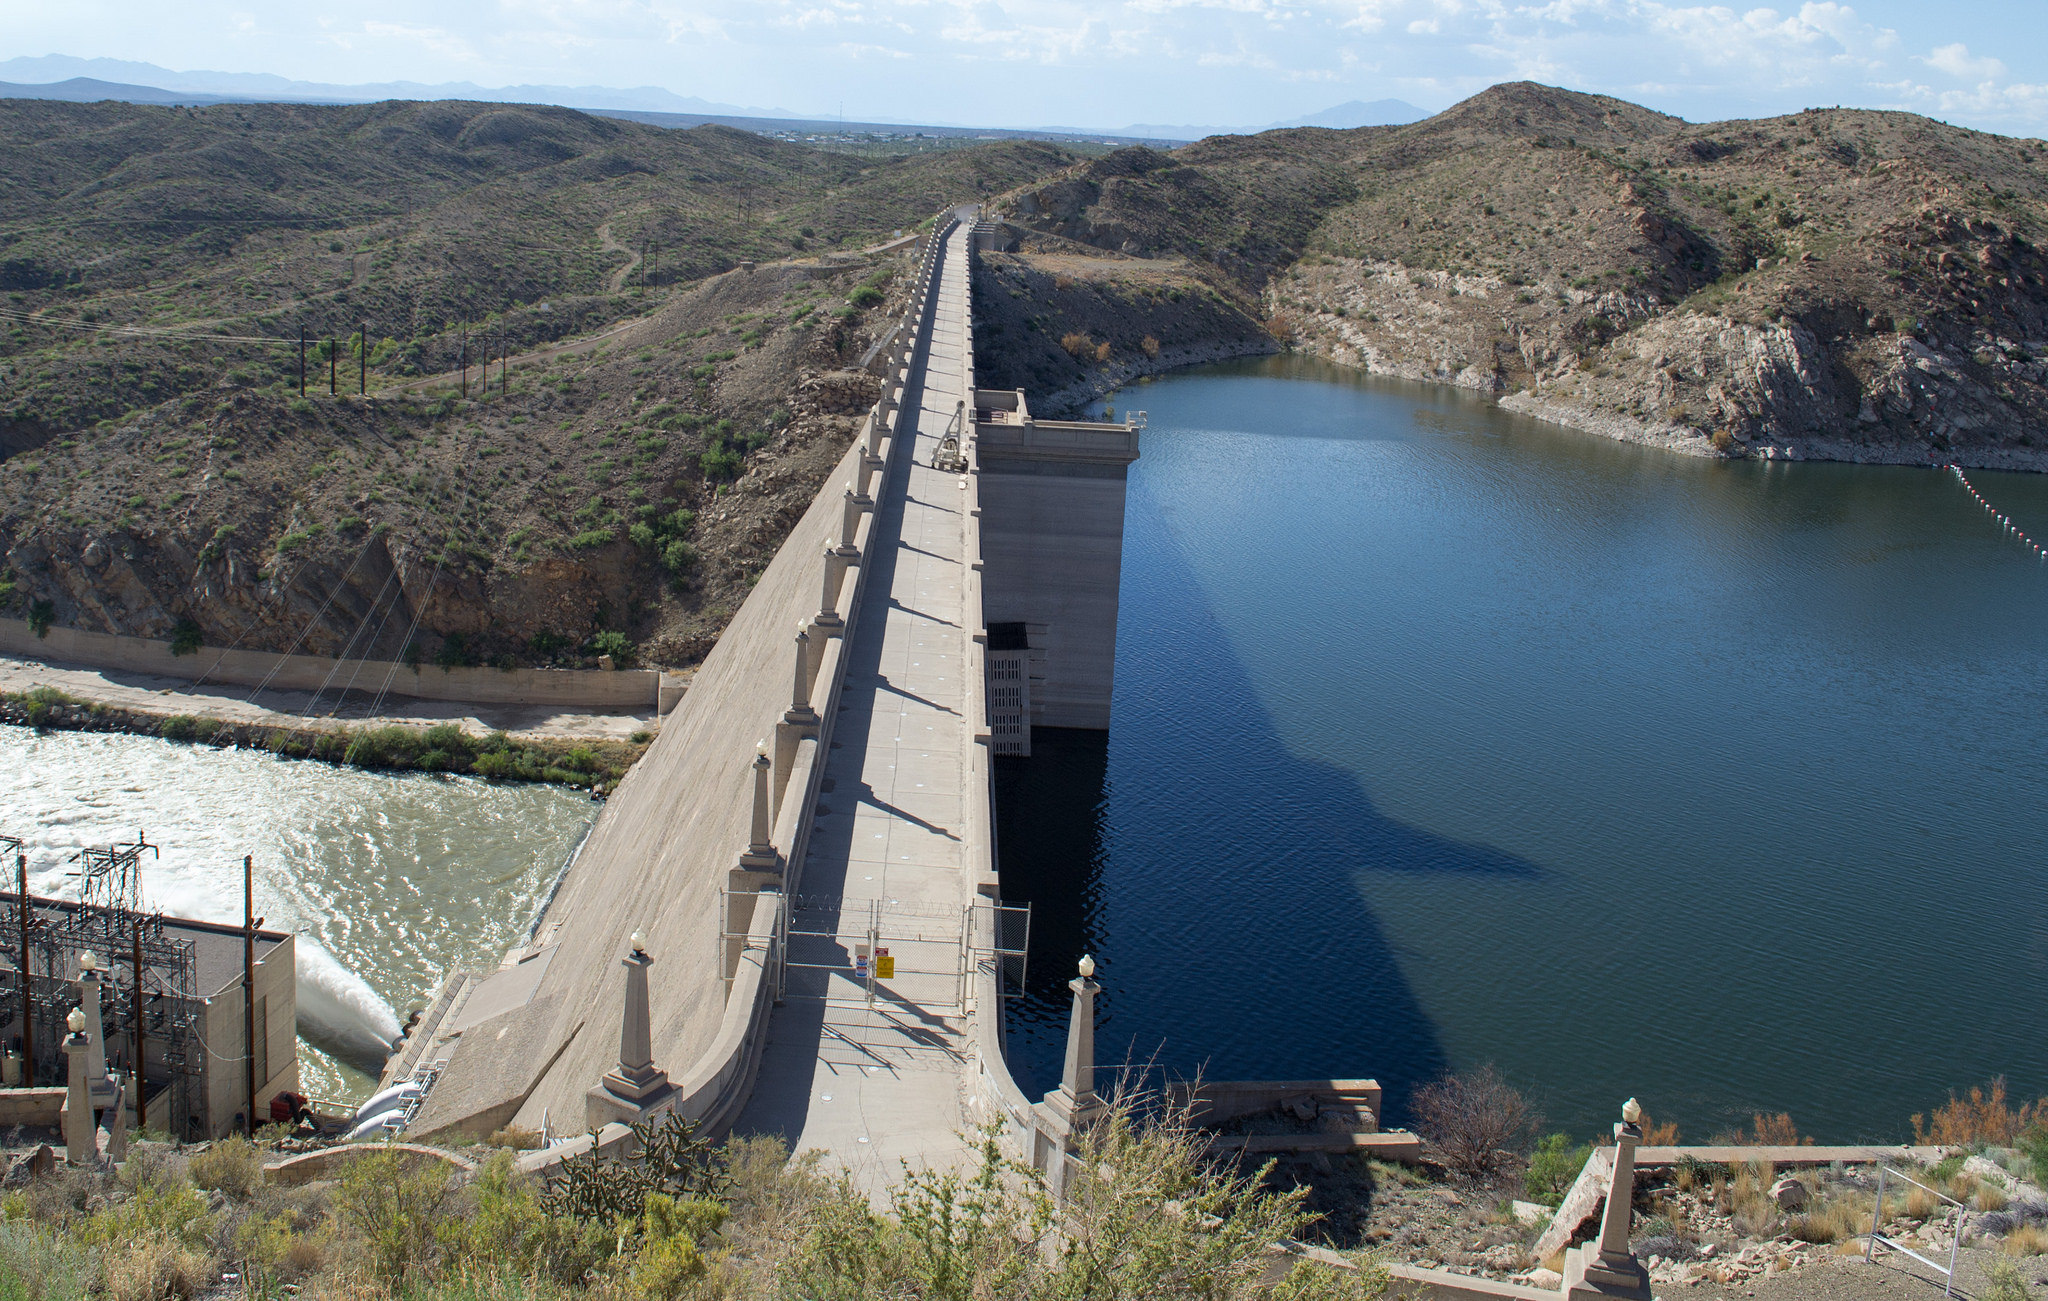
<box><xmin>332</xmin><ymin>1149</ymin><xmax>454</xmax><ymax>1288</ymax></box>
<box><xmin>0</xmin><ymin>1221</ymin><xmax>95</xmax><ymax>1301</ymax></box>
<box><xmin>1743</xmin><ymin>1112</ymin><xmax>1810</xmax><ymax>1146</ymax></box>
<box><xmin>190</xmin><ymin>1136</ymin><xmax>264</xmax><ymax>1199</ymax></box>
<box><xmin>1525</xmin><ymin>1133</ymin><xmax>1591</xmax><ymax>1205</ymax></box>
<box><xmin>1060</xmin><ymin>332</ymin><xmax>1092</xmax><ymax>358</ymax></box>
<box><xmin>1913</xmin><ymin>1078</ymin><xmax>2048</xmax><ymax>1147</ymax></box>
<box><xmin>629</xmin><ymin>1194</ymin><xmax>725</xmax><ymax>1298</ymax></box>
<box><xmin>777</xmin><ymin>1099</ymin><xmax>1354</xmax><ymax>1301</ymax></box>
<box><xmin>1270</xmin><ymin>1260</ymin><xmax>1393</xmax><ymax>1300</ymax></box>
<box><xmin>848</xmin><ymin>285</ymin><xmax>884</xmax><ymax>308</ymax></box>
<box><xmin>168</xmin><ymin>618</ymin><xmax>203</xmax><ymax>657</ymax></box>
<box><xmin>1094</xmin><ymin>340</ymin><xmax>1112</xmax><ymax>362</ymax></box>
<box><xmin>1141</xmin><ymin>335</ymin><xmax>1161</xmax><ymax>358</ymax></box>
<box><xmin>2005</xmin><ymin>1223</ymin><xmax>2048</xmax><ymax>1256</ymax></box>
<box><xmin>1985</xmin><ymin>1254</ymin><xmax>2033</xmax><ymax>1301</ymax></box>
<box><xmin>661</xmin><ymin>539</ymin><xmax>696</xmax><ymax>576</ymax></box>
<box><xmin>587</xmin><ymin>630</ymin><xmax>636</xmax><ymax>666</ymax></box>
<box><xmin>1637</xmin><ymin>1111</ymin><xmax>1681</xmax><ymax>1145</ymax></box>
<box><xmin>1410</xmin><ymin>1065</ymin><xmax>1540</xmax><ymax>1180</ymax></box>
<box><xmin>27</xmin><ymin>598</ymin><xmax>55</xmax><ymax>637</ymax></box>
<box><xmin>232</xmin><ymin>1206</ymin><xmax>325</xmax><ymax>1281</ymax></box>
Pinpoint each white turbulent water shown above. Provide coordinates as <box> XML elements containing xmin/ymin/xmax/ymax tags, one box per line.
<box><xmin>0</xmin><ymin>725</ymin><xmax>595</xmax><ymax>1100</ymax></box>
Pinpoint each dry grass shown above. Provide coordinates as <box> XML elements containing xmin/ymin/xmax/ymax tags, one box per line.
<box><xmin>487</xmin><ymin>1126</ymin><xmax>544</xmax><ymax>1151</ymax></box>
<box><xmin>1060</xmin><ymin>331</ymin><xmax>1093</xmax><ymax>357</ymax></box>
<box><xmin>1788</xmin><ymin>1192</ymin><xmax>1872</xmax><ymax>1245</ymax></box>
<box><xmin>1977</xmin><ymin>1182</ymin><xmax>2011</xmax><ymax>1213</ymax></box>
<box><xmin>1904</xmin><ymin>1185</ymin><xmax>1942</xmax><ymax>1221</ymax></box>
<box><xmin>2003</xmin><ymin>1224</ymin><xmax>2048</xmax><ymax>1257</ymax></box>
<box><xmin>99</xmin><ymin>1233</ymin><xmax>212</xmax><ymax>1301</ymax></box>
<box><xmin>1724</xmin><ymin>1165</ymin><xmax>1779</xmax><ymax>1238</ymax></box>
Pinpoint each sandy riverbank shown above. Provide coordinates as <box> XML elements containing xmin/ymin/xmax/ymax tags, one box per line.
<box><xmin>0</xmin><ymin>652</ymin><xmax>671</xmax><ymax>741</ymax></box>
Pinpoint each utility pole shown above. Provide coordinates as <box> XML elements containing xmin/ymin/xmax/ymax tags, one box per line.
<box><xmin>16</xmin><ymin>852</ymin><xmax>29</xmax><ymax>1088</ymax></box>
<box><xmin>131</xmin><ymin>923</ymin><xmax>145</xmax><ymax>1131</ymax></box>
<box><xmin>460</xmin><ymin>326</ymin><xmax>467</xmax><ymax>399</ymax></box>
<box><xmin>243</xmin><ymin>854</ymin><xmax>257</xmax><ymax>1135</ymax></box>
<box><xmin>329</xmin><ymin>339</ymin><xmax>337</xmax><ymax>396</ymax></box>
<box><xmin>298</xmin><ymin>326</ymin><xmax>306</xmax><ymax>398</ymax></box>
<box><xmin>359</xmin><ymin>322</ymin><xmax>367</xmax><ymax>396</ymax></box>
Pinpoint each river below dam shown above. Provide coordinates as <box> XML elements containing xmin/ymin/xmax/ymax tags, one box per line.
<box><xmin>0</xmin><ymin>729</ymin><xmax>594</xmax><ymax>1101</ymax></box>
<box><xmin>994</xmin><ymin>354</ymin><xmax>2048</xmax><ymax>1145</ymax></box>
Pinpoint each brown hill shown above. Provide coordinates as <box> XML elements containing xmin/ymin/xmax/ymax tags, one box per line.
<box><xmin>987</xmin><ymin>82</ymin><xmax>2048</xmax><ymax>468</ymax></box>
<box><xmin>0</xmin><ymin>99</ymin><xmax>1077</xmax><ymax>662</ymax></box>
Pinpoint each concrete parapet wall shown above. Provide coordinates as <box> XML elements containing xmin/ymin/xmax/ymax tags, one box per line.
<box><xmin>0</xmin><ymin>1087</ymin><xmax>65</xmax><ymax>1128</ymax></box>
<box><xmin>266</xmin><ymin>1142</ymin><xmax>477</xmax><ymax>1186</ymax></box>
<box><xmin>959</xmin><ymin>220</ymin><xmax>1046</xmax><ymax>1165</ymax></box>
<box><xmin>0</xmin><ymin>619</ymin><xmax>659</xmax><ymax>712</ymax></box>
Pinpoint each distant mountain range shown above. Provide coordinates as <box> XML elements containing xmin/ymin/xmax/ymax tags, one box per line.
<box><xmin>0</xmin><ymin>55</ymin><xmax>1431</xmax><ymax>142</ymax></box>
<box><xmin>1101</xmin><ymin>99</ymin><xmax>1432</xmax><ymax>140</ymax></box>
<box><xmin>0</xmin><ymin>55</ymin><xmax>786</xmax><ymax>116</ymax></box>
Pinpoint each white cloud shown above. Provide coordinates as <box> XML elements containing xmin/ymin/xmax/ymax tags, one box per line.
<box><xmin>1924</xmin><ymin>42</ymin><xmax>2005</xmax><ymax>82</ymax></box>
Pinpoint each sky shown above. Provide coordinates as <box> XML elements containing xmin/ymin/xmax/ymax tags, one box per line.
<box><xmin>3</xmin><ymin>0</ymin><xmax>2047</xmax><ymax>135</ymax></box>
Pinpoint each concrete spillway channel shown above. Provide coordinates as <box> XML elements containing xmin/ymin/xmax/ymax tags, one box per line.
<box><xmin>400</xmin><ymin>207</ymin><xmax>1143</xmax><ymax>1194</ymax></box>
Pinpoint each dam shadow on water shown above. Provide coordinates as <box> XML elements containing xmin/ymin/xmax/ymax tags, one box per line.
<box><xmin>993</xmin><ymin>473</ymin><xmax>1547</xmax><ymax>1124</ymax></box>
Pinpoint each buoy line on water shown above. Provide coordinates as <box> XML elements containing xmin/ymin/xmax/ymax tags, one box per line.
<box><xmin>1950</xmin><ymin>465</ymin><xmax>2046</xmax><ymax>561</ymax></box>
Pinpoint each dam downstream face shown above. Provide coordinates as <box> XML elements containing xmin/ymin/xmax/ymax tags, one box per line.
<box><xmin>0</xmin><ymin>727</ymin><xmax>594</xmax><ymax>1099</ymax></box>
<box><xmin>994</xmin><ymin>353</ymin><xmax>2048</xmax><ymax>1144</ymax></box>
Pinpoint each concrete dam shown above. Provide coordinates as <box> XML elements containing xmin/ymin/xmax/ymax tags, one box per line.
<box><xmin>395</xmin><ymin>206</ymin><xmax>1153</xmax><ymax>1181</ymax></box>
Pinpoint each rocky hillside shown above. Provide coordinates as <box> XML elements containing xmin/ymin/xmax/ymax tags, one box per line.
<box><xmin>986</xmin><ymin>83</ymin><xmax>2048</xmax><ymax>468</ymax></box>
<box><xmin>0</xmin><ymin>100</ymin><xmax>1077</xmax><ymax>661</ymax></box>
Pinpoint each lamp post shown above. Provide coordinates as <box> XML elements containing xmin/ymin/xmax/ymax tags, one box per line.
<box><xmin>62</xmin><ymin>1008</ymin><xmax>92</xmax><ymax>1164</ymax></box>
<box><xmin>1563</xmin><ymin>1097</ymin><xmax>1652</xmax><ymax>1301</ymax></box>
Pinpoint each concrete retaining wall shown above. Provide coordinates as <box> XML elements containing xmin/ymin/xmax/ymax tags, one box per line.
<box><xmin>0</xmin><ymin>619</ymin><xmax>659</xmax><ymax>712</ymax></box>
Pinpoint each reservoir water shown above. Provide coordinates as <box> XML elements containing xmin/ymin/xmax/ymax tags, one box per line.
<box><xmin>0</xmin><ymin>728</ymin><xmax>593</xmax><ymax>1100</ymax></box>
<box><xmin>994</xmin><ymin>354</ymin><xmax>2048</xmax><ymax>1145</ymax></box>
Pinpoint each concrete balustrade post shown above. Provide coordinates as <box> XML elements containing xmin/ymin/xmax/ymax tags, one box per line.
<box><xmin>1564</xmin><ymin>1098</ymin><xmax>1653</xmax><ymax>1301</ymax></box>
<box><xmin>835</xmin><ymin>484</ymin><xmax>864</xmax><ymax>559</ymax></box>
<box><xmin>815</xmin><ymin>543</ymin><xmax>846</xmax><ymax>632</ymax></box>
<box><xmin>785</xmin><ymin>626</ymin><xmax>819</xmax><ymax>728</ymax></box>
<box><xmin>740</xmin><ymin>746</ymin><xmax>778</xmax><ymax>869</ymax></box>
<box><xmin>586</xmin><ymin>932</ymin><xmax>677</xmax><ymax>1127</ymax></box>
<box><xmin>1033</xmin><ymin>955</ymin><xmax>1104</xmax><ymax>1198</ymax></box>
<box><xmin>61</xmin><ymin>1010</ymin><xmax>91</xmax><ymax>1164</ymax></box>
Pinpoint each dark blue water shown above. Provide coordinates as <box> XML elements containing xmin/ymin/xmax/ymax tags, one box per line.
<box><xmin>993</xmin><ymin>354</ymin><xmax>2048</xmax><ymax>1145</ymax></box>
